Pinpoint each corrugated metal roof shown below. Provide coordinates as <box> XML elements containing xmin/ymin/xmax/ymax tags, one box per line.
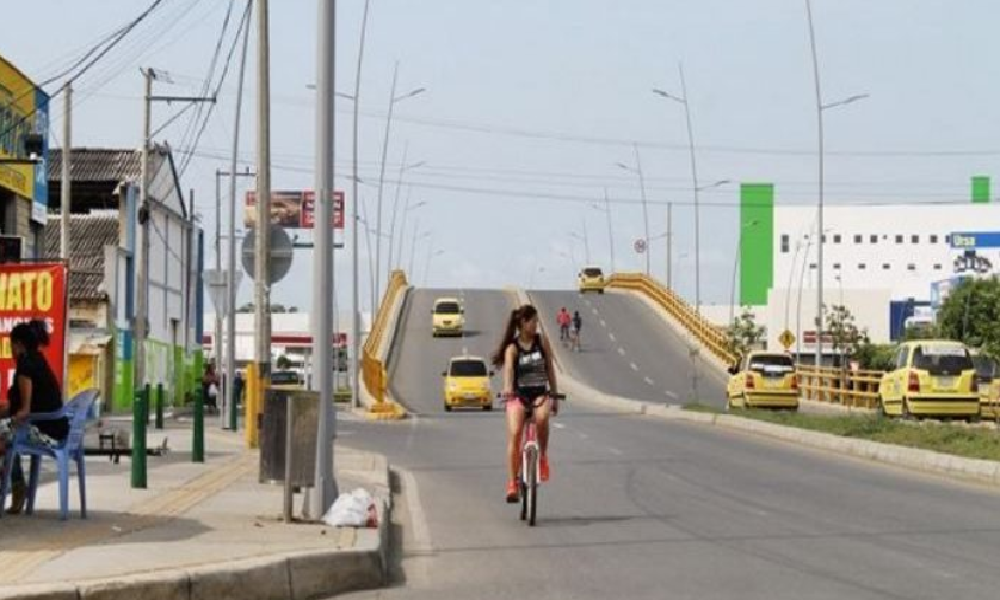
<box><xmin>48</xmin><ymin>146</ymin><xmax>170</xmax><ymax>183</ymax></box>
<box><xmin>42</xmin><ymin>213</ymin><xmax>119</xmax><ymax>301</ymax></box>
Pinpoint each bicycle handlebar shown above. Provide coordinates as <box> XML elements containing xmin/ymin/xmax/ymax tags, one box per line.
<box><xmin>498</xmin><ymin>392</ymin><xmax>567</xmax><ymax>401</ymax></box>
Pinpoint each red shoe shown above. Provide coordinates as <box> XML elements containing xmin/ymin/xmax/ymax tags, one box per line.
<box><xmin>505</xmin><ymin>480</ymin><xmax>519</xmax><ymax>503</ymax></box>
<box><xmin>540</xmin><ymin>456</ymin><xmax>550</xmax><ymax>482</ymax></box>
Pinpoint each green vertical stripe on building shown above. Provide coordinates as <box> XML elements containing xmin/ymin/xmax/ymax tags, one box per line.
<box><xmin>740</xmin><ymin>183</ymin><xmax>774</xmax><ymax>306</ymax></box>
<box><xmin>972</xmin><ymin>176</ymin><xmax>991</xmax><ymax>203</ymax></box>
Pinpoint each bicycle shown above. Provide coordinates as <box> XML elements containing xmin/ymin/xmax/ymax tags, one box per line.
<box><xmin>499</xmin><ymin>391</ymin><xmax>567</xmax><ymax>526</ymax></box>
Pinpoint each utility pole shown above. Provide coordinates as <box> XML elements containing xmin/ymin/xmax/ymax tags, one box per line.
<box><xmin>61</xmin><ymin>83</ymin><xmax>71</xmax><ymax>259</ymax></box>
<box><xmin>214</xmin><ymin>169</ymin><xmax>226</xmax><ymax>421</ymax></box>
<box><xmin>374</xmin><ymin>62</ymin><xmax>399</xmax><ymax>309</ymax></box>
<box><xmin>603</xmin><ymin>188</ymin><xmax>615</xmax><ymax>272</ymax></box>
<box><xmin>633</xmin><ymin>144</ymin><xmax>651</xmax><ymax>277</ymax></box>
<box><xmin>386</xmin><ymin>142</ymin><xmax>408</xmax><ymax>280</ymax></box>
<box><xmin>351</xmin><ymin>0</ymin><xmax>372</xmax><ymax>411</ymax></box>
<box><xmin>228</xmin><ymin>0</ymin><xmax>253</xmax><ymax>431</ymax></box>
<box><xmin>581</xmin><ymin>216</ymin><xmax>591</xmax><ymax>265</ymax></box>
<box><xmin>666</xmin><ymin>202</ymin><xmax>672</xmax><ymax>289</ymax></box>
<box><xmin>311</xmin><ymin>0</ymin><xmax>338</xmax><ymax>515</ymax></box>
<box><xmin>255</xmin><ymin>0</ymin><xmax>273</xmax><ymax>417</ymax></box>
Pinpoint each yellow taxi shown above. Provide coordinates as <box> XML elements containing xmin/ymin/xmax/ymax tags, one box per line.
<box><xmin>726</xmin><ymin>352</ymin><xmax>798</xmax><ymax>411</ymax></box>
<box><xmin>442</xmin><ymin>356</ymin><xmax>493</xmax><ymax>412</ymax></box>
<box><xmin>971</xmin><ymin>353</ymin><xmax>999</xmax><ymax>419</ymax></box>
<box><xmin>878</xmin><ymin>340</ymin><xmax>980</xmax><ymax>421</ymax></box>
<box><xmin>431</xmin><ymin>298</ymin><xmax>464</xmax><ymax>337</ymax></box>
<box><xmin>578</xmin><ymin>266</ymin><xmax>607</xmax><ymax>294</ymax></box>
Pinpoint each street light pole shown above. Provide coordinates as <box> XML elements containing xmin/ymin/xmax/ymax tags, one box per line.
<box><xmin>374</xmin><ymin>62</ymin><xmax>399</xmax><ymax>310</ymax></box>
<box><xmin>602</xmin><ymin>188</ymin><xmax>615</xmax><ymax>271</ymax></box>
<box><xmin>350</xmin><ymin>0</ymin><xmax>372</xmax><ymax>410</ymax></box>
<box><xmin>311</xmin><ymin>0</ymin><xmax>338</xmax><ymax>514</ymax></box>
<box><xmin>666</xmin><ymin>202</ymin><xmax>672</xmax><ymax>288</ymax></box>
<box><xmin>728</xmin><ymin>220</ymin><xmax>759</xmax><ymax>333</ymax></box>
<box><xmin>805</xmin><ymin>0</ymin><xmax>825</xmax><ymax>368</ymax></box>
<box><xmin>254</xmin><ymin>0</ymin><xmax>274</xmax><ymax>419</ymax></box>
<box><xmin>398</xmin><ymin>200</ymin><xmax>426</xmax><ymax>269</ymax></box>
<box><xmin>634</xmin><ymin>145</ymin><xmax>651</xmax><ymax>277</ymax></box>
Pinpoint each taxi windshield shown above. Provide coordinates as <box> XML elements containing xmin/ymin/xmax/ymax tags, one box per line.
<box><xmin>450</xmin><ymin>360</ymin><xmax>488</xmax><ymax>377</ymax></box>
<box><xmin>435</xmin><ymin>302</ymin><xmax>461</xmax><ymax>315</ymax></box>
<box><xmin>583</xmin><ymin>268</ymin><xmax>603</xmax><ymax>278</ymax></box>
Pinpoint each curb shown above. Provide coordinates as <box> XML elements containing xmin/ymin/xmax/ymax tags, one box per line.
<box><xmin>0</xmin><ymin>499</ymin><xmax>391</xmax><ymax>600</ymax></box>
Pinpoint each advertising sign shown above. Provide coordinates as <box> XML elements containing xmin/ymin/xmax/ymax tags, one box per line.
<box><xmin>0</xmin><ymin>263</ymin><xmax>68</xmax><ymax>407</ymax></box>
<box><xmin>244</xmin><ymin>190</ymin><xmax>344</xmax><ymax>230</ymax></box>
<box><xmin>950</xmin><ymin>232</ymin><xmax>1000</xmax><ymax>249</ymax></box>
<box><xmin>0</xmin><ymin>56</ymin><xmax>39</xmax><ymax>204</ymax></box>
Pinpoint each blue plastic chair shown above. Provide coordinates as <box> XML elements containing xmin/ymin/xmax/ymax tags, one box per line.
<box><xmin>0</xmin><ymin>390</ymin><xmax>98</xmax><ymax>520</ymax></box>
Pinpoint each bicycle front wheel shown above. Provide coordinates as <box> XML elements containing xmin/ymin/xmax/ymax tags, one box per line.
<box><xmin>526</xmin><ymin>448</ymin><xmax>538</xmax><ymax>526</ymax></box>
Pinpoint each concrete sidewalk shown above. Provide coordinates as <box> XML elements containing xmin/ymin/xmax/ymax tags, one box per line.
<box><xmin>0</xmin><ymin>419</ymin><xmax>391</xmax><ymax>600</ymax></box>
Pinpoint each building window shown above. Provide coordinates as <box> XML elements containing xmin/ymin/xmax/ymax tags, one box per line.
<box><xmin>907</xmin><ymin>263</ymin><xmax>916</xmax><ymax>271</ymax></box>
<box><xmin>895</xmin><ymin>235</ymin><xmax>903</xmax><ymax>244</ymax></box>
<box><xmin>780</xmin><ymin>234</ymin><xmax>790</xmax><ymax>253</ymax></box>
<box><xmin>930</xmin><ymin>234</ymin><xmax>939</xmax><ymax>244</ymax></box>
<box><xmin>945</xmin><ymin>235</ymin><xmax>952</xmax><ymax>244</ymax></box>
<box><xmin>933</xmin><ymin>263</ymin><xmax>943</xmax><ymax>270</ymax></box>
<box><xmin>854</xmin><ymin>234</ymin><xmax>862</xmax><ymax>244</ymax></box>
<box><xmin>858</xmin><ymin>263</ymin><xmax>866</xmax><ymax>270</ymax></box>
<box><xmin>833</xmin><ymin>262</ymin><xmax>841</xmax><ymax>270</ymax></box>
<box><xmin>882</xmin><ymin>263</ymin><xmax>891</xmax><ymax>270</ymax></box>
<box><xmin>821</xmin><ymin>235</ymin><xmax>827</xmax><ymax>243</ymax></box>
<box><xmin>809</xmin><ymin>263</ymin><xmax>817</xmax><ymax>270</ymax></box>
<box><xmin>833</xmin><ymin>234</ymin><xmax>842</xmax><ymax>244</ymax></box>
<box><xmin>911</xmin><ymin>235</ymin><xmax>919</xmax><ymax>244</ymax></box>
<box><xmin>870</xmin><ymin>234</ymin><xmax>878</xmax><ymax>244</ymax></box>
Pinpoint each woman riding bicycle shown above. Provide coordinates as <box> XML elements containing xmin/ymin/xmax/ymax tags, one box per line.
<box><xmin>492</xmin><ymin>304</ymin><xmax>558</xmax><ymax>503</ymax></box>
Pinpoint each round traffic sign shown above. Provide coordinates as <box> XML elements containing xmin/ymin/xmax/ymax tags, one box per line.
<box><xmin>634</xmin><ymin>239</ymin><xmax>647</xmax><ymax>254</ymax></box>
<box><xmin>241</xmin><ymin>224</ymin><xmax>294</xmax><ymax>285</ymax></box>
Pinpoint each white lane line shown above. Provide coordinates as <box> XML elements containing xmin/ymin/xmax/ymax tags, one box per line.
<box><xmin>664</xmin><ymin>390</ymin><xmax>679</xmax><ymax>399</ymax></box>
<box><xmin>400</xmin><ymin>468</ymin><xmax>434</xmax><ymax>556</ymax></box>
<box><xmin>630</xmin><ymin>362</ymin><xmax>639</xmax><ymax>371</ymax></box>
<box><xmin>608</xmin><ymin>447</ymin><xmax>624</xmax><ymax>456</ymax></box>
<box><xmin>609</xmin><ymin>333</ymin><xmax>616</xmax><ymax>342</ymax></box>
<box><xmin>578</xmin><ymin>432</ymin><xmax>589</xmax><ymax>440</ymax></box>
<box><xmin>600</xmin><ymin>319</ymin><xmax>607</xmax><ymax>328</ymax></box>
<box><xmin>553</xmin><ymin>422</ymin><xmax>566</xmax><ymax>430</ymax></box>
<box><xmin>644</xmin><ymin>376</ymin><xmax>655</xmax><ymax>386</ymax></box>
<box><xmin>592</xmin><ymin>308</ymin><xmax>599</xmax><ymax>316</ymax></box>
<box><xmin>618</xmin><ymin>347</ymin><xmax>625</xmax><ymax>356</ymax></box>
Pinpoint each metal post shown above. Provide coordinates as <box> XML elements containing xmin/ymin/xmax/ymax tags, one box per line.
<box><xmin>214</xmin><ymin>170</ymin><xmax>226</xmax><ymax>424</ymax></box>
<box><xmin>633</xmin><ymin>144</ymin><xmax>650</xmax><ymax>277</ymax></box>
<box><xmin>408</xmin><ymin>218</ymin><xmax>421</xmax><ymax>275</ymax></box>
<box><xmin>131</xmin><ymin>386</ymin><xmax>148</xmax><ymax>488</ymax></box>
<box><xmin>311</xmin><ymin>0</ymin><xmax>338</xmax><ymax>516</ymax></box>
<box><xmin>666</xmin><ymin>202</ymin><xmax>672</xmax><ymax>288</ymax></box>
<box><xmin>581</xmin><ymin>216</ymin><xmax>591</xmax><ymax>265</ymax></box>
<box><xmin>386</xmin><ymin>143</ymin><xmax>408</xmax><ymax>276</ymax></box>
<box><xmin>351</xmin><ymin>0</ymin><xmax>372</xmax><ymax>411</ymax></box>
<box><xmin>61</xmin><ymin>83</ymin><xmax>71</xmax><ymax>259</ymax></box>
<box><xmin>135</xmin><ymin>69</ymin><xmax>153</xmax><ymax>396</ymax></box>
<box><xmin>678</xmin><ymin>63</ymin><xmax>702</xmax><ymax>315</ymax></box>
<box><xmin>603</xmin><ymin>188</ymin><xmax>615</xmax><ymax>272</ymax></box>
<box><xmin>255</xmin><ymin>0</ymin><xmax>273</xmax><ymax>422</ymax></box>
<box><xmin>155</xmin><ymin>383</ymin><xmax>164</xmax><ymax>430</ymax></box>
<box><xmin>228</xmin><ymin>2</ymin><xmax>252</xmax><ymax>431</ymax></box>
<box><xmin>806</xmin><ymin>0</ymin><xmax>825</xmax><ymax>368</ymax></box>
<box><xmin>374</xmin><ymin>62</ymin><xmax>400</xmax><ymax>309</ymax></box>
<box><xmin>192</xmin><ymin>386</ymin><xmax>205</xmax><ymax>462</ymax></box>
<box><xmin>796</xmin><ymin>229</ymin><xmax>815</xmax><ymax>359</ymax></box>
<box><xmin>284</xmin><ymin>394</ymin><xmax>295</xmax><ymax>522</ymax></box>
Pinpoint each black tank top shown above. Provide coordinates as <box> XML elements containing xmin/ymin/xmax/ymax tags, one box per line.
<box><xmin>513</xmin><ymin>335</ymin><xmax>548</xmax><ymax>393</ymax></box>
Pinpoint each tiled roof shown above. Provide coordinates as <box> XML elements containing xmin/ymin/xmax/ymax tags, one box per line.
<box><xmin>48</xmin><ymin>146</ymin><xmax>170</xmax><ymax>183</ymax></box>
<box><xmin>43</xmin><ymin>213</ymin><xmax>119</xmax><ymax>301</ymax></box>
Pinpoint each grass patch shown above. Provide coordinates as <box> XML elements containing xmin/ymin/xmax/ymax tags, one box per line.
<box><xmin>729</xmin><ymin>409</ymin><xmax>1000</xmax><ymax>462</ymax></box>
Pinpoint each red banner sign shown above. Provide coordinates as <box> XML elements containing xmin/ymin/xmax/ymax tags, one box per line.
<box><xmin>0</xmin><ymin>262</ymin><xmax>68</xmax><ymax>408</ymax></box>
<box><xmin>245</xmin><ymin>190</ymin><xmax>345</xmax><ymax>230</ymax></box>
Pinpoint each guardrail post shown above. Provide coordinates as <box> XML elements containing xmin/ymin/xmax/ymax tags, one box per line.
<box><xmin>131</xmin><ymin>385</ymin><xmax>149</xmax><ymax>489</ymax></box>
<box><xmin>154</xmin><ymin>383</ymin><xmax>164</xmax><ymax>430</ymax></box>
<box><xmin>193</xmin><ymin>386</ymin><xmax>205</xmax><ymax>463</ymax></box>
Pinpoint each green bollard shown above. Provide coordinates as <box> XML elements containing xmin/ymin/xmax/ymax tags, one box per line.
<box><xmin>155</xmin><ymin>383</ymin><xmax>164</xmax><ymax>430</ymax></box>
<box><xmin>193</xmin><ymin>387</ymin><xmax>205</xmax><ymax>463</ymax></box>
<box><xmin>131</xmin><ymin>385</ymin><xmax>149</xmax><ymax>489</ymax></box>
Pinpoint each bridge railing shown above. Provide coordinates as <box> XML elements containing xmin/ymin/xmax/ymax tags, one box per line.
<box><xmin>795</xmin><ymin>364</ymin><xmax>882</xmax><ymax>409</ymax></box>
<box><xmin>362</xmin><ymin>270</ymin><xmax>408</xmax><ymax>404</ymax></box>
<box><xmin>608</xmin><ymin>272</ymin><xmax>737</xmax><ymax>365</ymax></box>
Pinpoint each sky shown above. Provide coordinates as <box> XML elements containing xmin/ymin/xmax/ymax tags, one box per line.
<box><xmin>4</xmin><ymin>0</ymin><xmax>1000</xmax><ymax>314</ymax></box>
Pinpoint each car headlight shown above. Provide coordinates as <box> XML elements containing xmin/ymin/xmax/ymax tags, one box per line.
<box><xmin>448</xmin><ymin>382</ymin><xmax>460</xmax><ymax>392</ymax></box>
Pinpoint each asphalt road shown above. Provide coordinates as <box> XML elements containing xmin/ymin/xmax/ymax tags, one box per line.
<box><xmin>335</xmin><ymin>288</ymin><xmax>1000</xmax><ymax>600</ymax></box>
<box><xmin>530</xmin><ymin>289</ymin><xmax>727</xmax><ymax>408</ymax></box>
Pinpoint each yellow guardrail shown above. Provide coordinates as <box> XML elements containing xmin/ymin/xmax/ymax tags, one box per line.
<box><xmin>608</xmin><ymin>272</ymin><xmax>737</xmax><ymax>365</ymax></box>
<box><xmin>362</xmin><ymin>270</ymin><xmax>408</xmax><ymax>405</ymax></box>
<box><xmin>795</xmin><ymin>364</ymin><xmax>882</xmax><ymax>409</ymax></box>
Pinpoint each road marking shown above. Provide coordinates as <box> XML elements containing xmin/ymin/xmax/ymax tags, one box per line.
<box><xmin>400</xmin><ymin>468</ymin><xmax>434</xmax><ymax>556</ymax></box>
<box><xmin>618</xmin><ymin>347</ymin><xmax>625</xmax><ymax>356</ymax></box>
<box><xmin>462</xmin><ymin>346</ymin><xmax>468</xmax><ymax>355</ymax></box>
<box><xmin>600</xmin><ymin>319</ymin><xmax>606</xmax><ymax>327</ymax></box>
<box><xmin>644</xmin><ymin>377</ymin><xmax>655</xmax><ymax>386</ymax></box>
<box><xmin>553</xmin><ymin>422</ymin><xmax>566</xmax><ymax>430</ymax></box>
<box><xmin>664</xmin><ymin>390</ymin><xmax>679</xmax><ymax>399</ymax></box>
<box><xmin>630</xmin><ymin>362</ymin><xmax>639</xmax><ymax>371</ymax></box>
<box><xmin>608</xmin><ymin>447</ymin><xmax>624</xmax><ymax>456</ymax></box>
<box><xmin>609</xmin><ymin>333</ymin><xmax>616</xmax><ymax>342</ymax></box>
<box><xmin>592</xmin><ymin>308</ymin><xmax>599</xmax><ymax>316</ymax></box>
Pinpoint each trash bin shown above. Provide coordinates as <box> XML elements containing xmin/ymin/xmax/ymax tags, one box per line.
<box><xmin>259</xmin><ymin>389</ymin><xmax>318</xmax><ymax>487</ymax></box>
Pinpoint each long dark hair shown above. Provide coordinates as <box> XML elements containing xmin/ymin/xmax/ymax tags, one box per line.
<box><xmin>491</xmin><ymin>305</ymin><xmax>538</xmax><ymax>367</ymax></box>
<box><xmin>11</xmin><ymin>319</ymin><xmax>50</xmax><ymax>354</ymax></box>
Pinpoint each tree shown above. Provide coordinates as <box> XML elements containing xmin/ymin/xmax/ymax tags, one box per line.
<box><xmin>276</xmin><ymin>355</ymin><xmax>292</xmax><ymax>370</ymax></box>
<box><xmin>826</xmin><ymin>305</ymin><xmax>864</xmax><ymax>360</ymax></box>
<box><xmin>937</xmin><ymin>277</ymin><xmax>1000</xmax><ymax>358</ymax></box>
<box><xmin>855</xmin><ymin>338</ymin><xmax>895</xmax><ymax>371</ymax></box>
<box><xmin>237</xmin><ymin>302</ymin><xmax>254</xmax><ymax>313</ymax></box>
<box><xmin>727</xmin><ymin>308</ymin><xmax>764</xmax><ymax>357</ymax></box>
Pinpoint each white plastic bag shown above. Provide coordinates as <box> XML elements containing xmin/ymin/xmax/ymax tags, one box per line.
<box><xmin>323</xmin><ymin>488</ymin><xmax>376</xmax><ymax>527</ymax></box>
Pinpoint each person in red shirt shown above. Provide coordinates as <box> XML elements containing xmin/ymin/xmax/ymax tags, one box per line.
<box><xmin>556</xmin><ymin>307</ymin><xmax>571</xmax><ymax>341</ymax></box>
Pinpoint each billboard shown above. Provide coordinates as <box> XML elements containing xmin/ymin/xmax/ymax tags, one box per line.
<box><xmin>245</xmin><ymin>190</ymin><xmax>344</xmax><ymax>230</ymax></box>
<box><xmin>0</xmin><ymin>263</ymin><xmax>68</xmax><ymax>408</ymax></box>
<box><xmin>0</xmin><ymin>56</ymin><xmax>48</xmax><ymax>224</ymax></box>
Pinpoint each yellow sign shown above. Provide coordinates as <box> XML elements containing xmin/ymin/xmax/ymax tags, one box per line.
<box><xmin>67</xmin><ymin>354</ymin><xmax>98</xmax><ymax>399</ymax></box>
<box><xmin>0</xmin><ymin>56</ymin><xmax>38</xmax><ymax>199</ymax></box>
<box><xmin>779</xmin><ymin>330</ymin><xmax>796</xmax><ymax>349</ymax></box>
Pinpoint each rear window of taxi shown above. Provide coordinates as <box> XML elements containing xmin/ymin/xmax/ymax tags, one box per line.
<box><xmin>912</xmin><ymin>345</ymin><xmax>973</xmax><ymax>376</ymax></box>
<box><xmin>748</xmin><ymin>354</ymin><xmax>795</xmax><ymax>375</ymax></box>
